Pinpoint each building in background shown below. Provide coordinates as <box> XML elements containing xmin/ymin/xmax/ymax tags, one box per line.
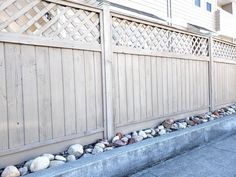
<box><xmin>82</xmin><ymin>0</ymin><xmax>236</xmax><ymax>42</ymax></box>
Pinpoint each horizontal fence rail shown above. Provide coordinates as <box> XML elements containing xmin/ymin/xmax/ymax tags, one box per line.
<box><xmin>0</xmin><ymin>0</ymin><xmax>235</xmax><ymax>168</ymax></box>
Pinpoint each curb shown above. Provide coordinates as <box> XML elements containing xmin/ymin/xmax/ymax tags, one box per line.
<box><xmin>26</xmin><ymin>115</ymin><xmax>236</xmax><ymax>177</ymax></box>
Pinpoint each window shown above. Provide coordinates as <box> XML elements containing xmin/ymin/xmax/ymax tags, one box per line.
<box><xmin>195</xmin><ymin>0</ymin><xmax>201</xmax><ymax>7</ymax></box>
<box><xmin>206</xmin><ymin>2</ymin><xmax>212</xmax><ymax>12</ymax></box>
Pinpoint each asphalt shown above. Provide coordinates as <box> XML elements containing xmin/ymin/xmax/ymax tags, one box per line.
<box><xmin>130</xmin><ymin>134</ymin><xmax>236</xmax><ymax>177</ymax></box>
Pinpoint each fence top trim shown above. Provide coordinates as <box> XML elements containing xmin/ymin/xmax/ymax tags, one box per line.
<box><xmin>43</xmin><ymin>0</ymin><xmax>102</xmax><ymax>13</ymax></box>
<box><xmin>213</xmin><ymin>37</ymin><xmax>236</xmax><ymax>47</ymax></box>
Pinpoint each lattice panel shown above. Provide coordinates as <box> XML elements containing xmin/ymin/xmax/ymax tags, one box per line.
<box><xmin>213</xmin><ymin>40</ymin><xmax>236</xmax><ymax>60</ymax></box>
<box><xmin>112</xmin><ymin>17</ymin><xmax>209</xmax><ymax>56</ymax></box>
<box><xmin>0</xmin><ymin>0</ymin><xmax>100</xmax><ymax>43</ymax></box>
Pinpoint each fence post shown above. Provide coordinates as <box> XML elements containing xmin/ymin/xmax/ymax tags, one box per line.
<box><xmin>99</xmin><ymin>1</ymin><xmax>114</xmax><ymax>140</ymax></box>
<box><xmin>208</xmin><ymin>36</ymin><xmax>214</xmax><ymax>111</ymax></box>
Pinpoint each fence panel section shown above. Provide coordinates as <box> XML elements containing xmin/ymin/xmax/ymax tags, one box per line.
<box><xmin>0</xmin><ymin>0</ymin><xmax>104</xmax><ymax>168</ymax></box>
<box><xmin>213</xmin><ymin>39</ymin><xmax>236</xmax><ymax>108</ymax></box>
<box><xmin>111</xmin><ymin>13</ymin><xmax>210</xmax><ymax>132</ymax></box>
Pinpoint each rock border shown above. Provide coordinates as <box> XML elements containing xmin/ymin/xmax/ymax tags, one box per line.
<box><xmin>1</xmin><ymin>104</ymin><xmax>236</xmax><ymax>177</ymax></box>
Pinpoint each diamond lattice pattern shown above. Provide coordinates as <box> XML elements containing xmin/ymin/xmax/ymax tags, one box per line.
<box><xmin>112</xmin><ymin>17</ymin><xmax>209</xmax><ymax>56</ymax></box>
<box><xmin>0</xmin><ymin>0</ymin><xmax>100</xmax><ymax>43</ymax></box>
<box><xmin>213</xmin><ymin>40</ymin><xmax>236</xmax><ymax>60</ymax></box>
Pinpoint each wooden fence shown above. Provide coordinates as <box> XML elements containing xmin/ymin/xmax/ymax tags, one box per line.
<box><xmin>0</xmin><ymin>0</ymin><xmax>235</xmax><ymax>167</ymax></box>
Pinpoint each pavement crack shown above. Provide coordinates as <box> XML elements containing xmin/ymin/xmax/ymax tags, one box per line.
<box><xmin>210</xmin><ymin>145</ymin><xmax>236</xmax><ymax>154</ymax></box>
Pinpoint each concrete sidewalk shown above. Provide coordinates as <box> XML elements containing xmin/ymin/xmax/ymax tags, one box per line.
<box><xmin>130</xmin><ymin>134</ymin><xmax>236</xmax><ymax>177</ymax></box>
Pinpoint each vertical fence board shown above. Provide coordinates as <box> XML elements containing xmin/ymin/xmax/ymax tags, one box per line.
<box><xmin>85</xmin><ymin>51</ymin><xmax>97</xmax><ymax>131</ymax></box>
<box><xmin>0</xmin><ymin>43</ymin><xmax>8</xmax><ymax>150</ymax></box>
<box><xmin>145</xmin><ymin>56</ymin><xmax>152</xmax><ymax>118</ymax></box>
<box><xmin>151</xmin><ymin>57</ymin><xmax>158</xmax><ymax>117</ymax></box>
<box><xmin>157</xmin><ymin>57</ymin><xmax>163</xmax><ymax>116</ymax></box>
<box><xmin>113</xmin><ymin>53</ymin><xmax>120</xmax><ymax>124</ymax></box>
<box><xmin>49</xmin><ymin>48</ymin><xmax>65</xmax><ymax>138</ymax></box>
<box><xmin>118</xmin><ymin>53</ymin><xmax>128</xmax><ymax>124</ymax></box>
<box><xmin>139</xmin><ymin>55</ymin><xmax>147</xmax><ymax>119</ymax></box>
<box><xmin>162</xmin><ymin>58</ymin><xmax>168</xmax><ymax>115</ymax></box>
<box><xmin>35</xmin><ymin>46</ymin><xmax>52</xmax><ymax>141</ymax></box>
<box><xmin>172</xmin><ymin>59</ymin><xmax>177</xmax><ymax>113</ymax></box>
<box><xmin>132</xmin><ymin>55</ymin><xmax>141</xmax><ymax>121</ymax></box>
<box><xmin>62</xmin><ymin>49</ymin><xmax>76</xmax><ymax>136</ymax></box>
<box><xmin>5</xmin><ymin>43</ymin><xmax>24</xmax><ymax>148</ymax></box>
<box><xmin>126</xmin><ymin>54</ymin><xmax>134</xmax><ymax>122</ymax></box>
<box><xmin>21</xmin><ymin>45</ymin><xmax>39</xmax><ymax>144</ymax></box>
<box><xmin>74</xmin><ymin>50</ymin><xmax>87</xmax><ymax>133</ymax></box>
<box><xmin>94</xmin><ymin>52</ymin><xmax>103</xmax><ymax>129</ymax></box>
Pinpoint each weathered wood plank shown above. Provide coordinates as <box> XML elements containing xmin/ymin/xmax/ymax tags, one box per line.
<box><xmin>172</xmin><ymin>58</ymin><xmax>177</xmax><ymax>113</ymax></box>
<box><xmin>73</xmin><ymin>50</ymin><xmax>87</xmax><ymax>133</ymax></box>
<box><xmin>62</xmin><ymin>49</ymin><xmax>76</xmax><ymax>136</ymax></box>
<box><xmin>139</xmin><ymin>55</ymin><xmax>147</xmax><ymax>120</ymax></box>
<box><xmin>145</xmin><ymin>56</ymin><xmax>152</xmax><ymax>118</ymax></box>
<box><xmin>156</xmin><ymin>57</ymin><xmax>163</xmax><ymax>116</ymax></box>
<box><xmin>132</xmin><ymin>55</ymin><xmax>141</xmax><ymax>121</ymax></box>
<box><xmin>162</xmin><ymin>58</ymin><xmax>168</xmax><ymax>115</ymax></box>
<box><xmin>84</xmin><ymin>51</ymin><xmax>97</xmax><ymax>131</ymax></box>
<box><xmin>21</xmin><ymin>45</ymin><xmax>39</xmax><ymax>144</ymax></box>
<box><xmin>94</xmin><ymin>52</ymin><xmax>103</xmax><ymax>129</ymax></box>
<box><xmin>167</xmin><ymin>58</ymin><xmax>173</xmax><ymax>114</ymax></box>
<box><xmin>49</xmin><ymin>47</ymin><xmax>65</xmax><ymax>138</ymax></box>
<box><xmin>126</xmin><ymin>54</ymin><xmax>134</xmax><ymax>122</ymax></box>
<box><xmin>5</xmin><ymin>43</ymin><xmax>24</xmax><ymax>148</ymax></box>
<box><xmin>117</xmin><ymin>53</ymin><xmax>128</xmax><ymax>124</ymax></box>
<box><xmin>35</xmin><ymin>46</ymin><xmax>52</xmax><ymax>141</ymax></box>
<box><xmin>113</xmin><ymin>53</ymin><xmax>120</xmax><ymax>124</ymax></box>
<box><xmin>151</xmin><ymin>56</ymin><xmax>158</xmax><ymax>117</ymax></box>
<box><xmin>0</xmin><ymin>43</ymin><xmax>8</xmax><ymax>150</ymax></box>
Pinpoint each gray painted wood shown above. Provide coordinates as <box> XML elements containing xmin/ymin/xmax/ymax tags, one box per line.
<box><xmin>0</xmin><ymin>43</ymin><xmax>8</xmax><ymax>150</ymax></box>
<box><xmin>21</xmin><ymin>45</ymin><xmax>39</xmax><ymax>144</ymax></box>
<box><xmin>5</xmin><ymin>43</ymin><xmax>24</xmax><ymax>148</ymax></box>
<box><xmin>35</xmin><ymin>46</ymin><xmax>53</xmax><ymax>141</ymax></box>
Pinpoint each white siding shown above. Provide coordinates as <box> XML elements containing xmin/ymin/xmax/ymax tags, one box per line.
<box><xmin>108</xmin><ymin>0</ymin><xmax>168</xmax><ymax>22</ymax></box>
<box><xmin>171</xmin><ymin>0</ymin><xmax>217</xmax><ymax>31</ymax></box>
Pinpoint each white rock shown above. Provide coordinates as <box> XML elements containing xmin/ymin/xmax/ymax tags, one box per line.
<box><xmin>18</xmin><ymin>167</ymin><xmax>28</xmax><ymax>176</ymax></box>
<box><xmin>144</xmin><ymin>129</ymin><xmax>152</xmax><ymax>134</ymax></box>
<box><xmin>112</xmin><ymin>136</ymin><xmax>120</xmax><ymax>143</ymax></box>
<box><xmin>67</xmin><ymin>144</ymin><xmax>84</xmax><ymax>158</ymax></box>
<box><xmin>158</xmin><ymin>129</ymin><xmax>166</xmax><ymax>135</ymax></box>
<box><xmin>92</xmin><ymin>146</ymin><xmax>103</xmax><ymax>155</ymax></box>
<box><xmin>30</xmin><ymin>156</ymin><xmax>50</xmax><ymax>172</ymax></box>
<box><xmin>125</xmin><ymin>134</ymin><xmax>131</xmax><ymax>139</ymax></box>
<box><xmin>55</xmin><ymin>155</ymin><xmax>66</xmax><ymax>162</ymax></box>
<box><xmin>121</xmin><ymin>137</ymin><xmax>129</xmax><ymax>143</ymax></box>
<box><xmin>139</xmin><ymin>130</ymin><xmax>147</xmax><ymax>138</ymax></box>
<box><xmin>42</xmin><ymin>154</ymin><xmax>54</xmax><ymax>161</ymax></box>
<box><xmin>49</xmin><ymin>160</ymin><xmax>65</xmax><ymax>168</ymax></box>
<box><xmin>158</xmin><ymin>125</ymin><xmax>165</xmax><ymax>130</ymax></box>
<box><xmin>95</xmin><ymin>143</ymin><xmax>105</xmax><ymax>149</ymax></box>
<box><xmin>67</xmin><ymin>155</ymin><xmax>76</xmax><ymax>162</ymax></box>
<box><xmin>85</xmin><ymin>148</ymin><xmax>93</xmax><ymax>153</ymax></box>
<box><xmin>1</xmin><ymin>166</ymin><xmax>20</xmax><ymax>177</ymax></box>
<box><xmin>132</xmin><ymin>131</ymin><xmax>138</xmax><ymax>136</ymax></box>
<box><xmin>133</xmin><ymin>135</ymin><xmax>143</xmax><ymax>142</ymax></box>
<box><xmin>104</xmin><ymin>147</ymin><xmax>114</xmax><ymax>151</ymax></box>
<box><xmin>177</xmin><ymin>122</ymin><xmax>187</xmax><ymax>129</ymax></box>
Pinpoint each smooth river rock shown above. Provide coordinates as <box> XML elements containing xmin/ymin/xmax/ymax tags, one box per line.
<box><xmin>67</xmin><ymin>144</ymin><xmax>84</xmax><ymax>158</ymax></box>
<box><xmin>1</xmin><ymin>166</ymin><xmax>20</xmax><ymax>177</ymax></box>
<box><xmin>30</xmin><ymin>156</ymin><xmax>50</xmax><ymax>172</ymax></box>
